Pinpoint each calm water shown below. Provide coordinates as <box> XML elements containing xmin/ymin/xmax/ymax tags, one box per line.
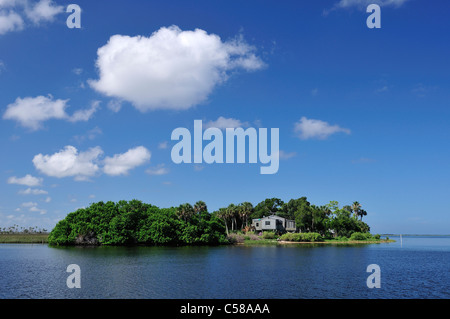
<box><xmin>0</xmin><ymin>236</ymin><xmax>449</xmax><ymax>299</ymax></box>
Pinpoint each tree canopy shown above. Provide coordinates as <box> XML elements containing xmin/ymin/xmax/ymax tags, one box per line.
<box><xmin>48</xmin><ymin>197</ymin><xmax>372</xmax><ymax>246</ymax></box>
<box><xmin>48</xmin><ymin>200</ymin><xmax>227</xmax><ymax>246</ymax></box>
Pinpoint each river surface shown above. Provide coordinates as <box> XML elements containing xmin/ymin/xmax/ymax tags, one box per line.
<box><xmin>0</xmin><ymin>235</ymin><xmax>449</xmax><ymax>299</ymax></box>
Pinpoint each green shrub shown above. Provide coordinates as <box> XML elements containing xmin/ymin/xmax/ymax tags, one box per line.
<box><xmin>262</xmin><ymin>231</ymin><xmax>276</xmax><ymax>239</ymax></box>
<box><xmin>350</xmin><ymin>232</ymin><xmax>373</xmax><ymax>241</ymax></box>
<box><xmin>279</xmin><ymin>232</ymin><xmax>323</xmax><ymax>242</ymax></box>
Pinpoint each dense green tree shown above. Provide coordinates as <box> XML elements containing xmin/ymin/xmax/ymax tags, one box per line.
<box><xmin>48</xmin><ymin>200</ymin><xmax>227</xmax><ymax>246</ymax></box>
<box><xmin>252</xmin><ymin>198</ymin><xmax>284</xmax><ymax>219</ymax></box>
<box><xmin>194</xmin><ymin>201</ymin><xmax>207</xmax><ymax>215</ymax></box>
<box><xmin>215</xmin><ymin>208</ymin><xmax>230</xmax><ymax>235</ymax></box>
<box><xmin>226</xmin><ymin>204</ymin><xmax>239</xmax><ymax>231</ymax></box>
<box><xmin>238</xmin><ymin>202</ymin><xmax>254</xmax><ymax>227</ymax></box>
<box><xmin>176</xmin><ymin>203</ymin><xmax>195</xmax><ymax>222</ymax></box>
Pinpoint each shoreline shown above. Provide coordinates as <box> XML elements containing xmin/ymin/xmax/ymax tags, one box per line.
<box><xmin>0</xmin><ymin>233</ymin><xmax>395</xmax><ymax>245</ymax></box>
<box><xmin>277</xmin><ymin>239</ymin><xmax>395</xmax><ymax>245</ymax></box>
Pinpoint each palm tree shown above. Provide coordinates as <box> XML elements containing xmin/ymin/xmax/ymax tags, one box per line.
<box><xmin>226</xmin><ymin>204</ymin><xmax>238</xmax><ymax>231</ymax></box>
<box><xmin>216</xmin><ymin>208</ymin><xmax>229</xmax><ymax>235</ymax></box>
<box><xmin>238</xmin><ymin>202</ymin><xmax>254</xmax><ymax>228</ymax></box>
<box><xmin>194</xmin><ymin>201</ymin><xmax>207</xmax><ymax>214</ymax></box>
<box><xmin>351</xmin><ymin>201</ymin><xmax>361</xmax><ymax>219</ymax></box>
<box><xmin>359</xmin><ymin>209</ymin><xmax>368</xmax><ymax>221</ymax></box>
<box><xmin>177</xmin><ymin>203</ymin><xmax>195</xmax><ymax>222</ymax></box>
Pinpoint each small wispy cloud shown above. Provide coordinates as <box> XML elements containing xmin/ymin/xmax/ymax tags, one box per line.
<box><xmin>158</xmin><ymin>141</ymin><xmax>168</xmax><ymax>149</ymax></box>
<box><xmin>411</xmin><ymin>83</ymin><xmax>437</xmax><ymax>98</ymax></box>
<box><xmin>204</xmin><ymin>116</ymin><xmax>249</xmax><ymax>130</ymax></box>
<box><xmin>20</xmin><ymin>201</ymin><xmax>46</xmax><ymax>215</ymax></box>
<box><xmin>294</xmin><ymin>117</ymin><xmax>351</xmax><ymax>140</ymax></box>
<box><xmin>145</xmin><ymin>164</ymin><xmax>169</xmax><ymax>176</ymax></box>
<box><xmin>324</xmin><ymin>0</ymin><xmax>409</xmax><ymax>15</ymax></box>
<box><xmin>72</xmin><ymin>68</ymin><xmax>83</xmax><ymax>75</ymax></box>
<box><xmin>107</xmin><ymin>99</ymin><xmax>122</xmax><ymax>113</ymax></box>
<box><xmin>73</xmin><ymin>126</ymin><xmax>103</xmax><ymax>144</ymax></box>
<box><xmin>278</xmin><ymin>150</ymin><xmax>297</xmax><ymax>160</ymax></box>
<box><xmin>18</xmin><ymin>188</ymin><xmax>48</xmax><ymax>195</ymax></box>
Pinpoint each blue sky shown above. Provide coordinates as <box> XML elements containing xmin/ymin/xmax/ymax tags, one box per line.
<box><xmin>1</xmin><ymin>0</ymin><xmax>449</xmax><ymax>234</ymax></box>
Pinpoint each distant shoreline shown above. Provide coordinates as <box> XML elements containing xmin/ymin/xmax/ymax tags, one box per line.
<box><xmin>4</xmin><ymin>233</ymin><xmax>449</xmax><ymax>245</ymax></box>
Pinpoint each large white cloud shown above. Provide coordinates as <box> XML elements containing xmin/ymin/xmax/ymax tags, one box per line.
<box><xmin>3</xmin><ymin>95</ymin><xmax>68</xmax><ymax>130</ymax></box>
<box><xmin>103</xmin><ymin>146</ymin><xmax>151</xmax><ymax>176</ymax></box>
<box><xmin>3</xmin><ymin>95</ymin><xmax>100</xmax><ymax>130</ymax></box>
<box><xmin>32</xmin><ymin>145</ymin><xmax>104</xmax><ymax>181</ymax></box>
<box><xmin>294</xmin><ymin>117</ymin><xmax>351</xmax><ymax>140</ymax></box>
<box><xmin>89</xmin><ymin>26</ymin><xmax>265</xmax><ymax>111</ymax></box>
<box><xmin>31</xmin><ymin>145</ymin><xmax>152</xmax><ymax>180</ymax></box>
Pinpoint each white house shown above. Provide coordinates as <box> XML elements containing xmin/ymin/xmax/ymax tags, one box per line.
<box><xmin>252</xmin><ymin>215</ymin><xmax>296</xmax><ymax>233</ymax></box>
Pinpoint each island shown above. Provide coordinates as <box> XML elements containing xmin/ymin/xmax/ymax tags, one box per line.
<box><xmin>43</xmin><ymin>197</ymin><xmax>392</xmax><ymax>246</ymax></box>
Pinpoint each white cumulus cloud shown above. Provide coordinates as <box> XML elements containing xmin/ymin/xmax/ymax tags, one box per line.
<box><xmin>89</xmin><ymin>25</ymin><xmax>265</xmax><ymax>112</ymax></box>
<box><xmin>294</xmin><ymin>117</ymin><xmax>351</xmax><ymax>140</ymax></box>
<box><xmin>0</xmin><ymin>0</ymin><xmax>62</xmax><ymax>34</ymax></box>
<box><xmin>3</xmin><ymin>95</ymin><xmax>99</xmax><ymax>130</ymax></box>
<box><xmin>103</xmin><ymin>146</ymin><xmax>151</xmax><ymax>176</ymax></box>
<box><xmin>8</xmin><ymin>174</ymin><xmax>43</xmax><ymax>187</ymax></box>
<box><xmin>31</xmin><ymin>145</ymin><xmax>153</xmax><ymax>180</ymax></box>
<box><xmin>32</xmin><ymin>145</ymin><xmax>104</xmax><ymax>181</ymax></box>
<box><xmin>25</xmin><ymin>0</ymin><xmax>63</xmax><ymax>24</ymax></box>
<box><xmin>0</xmin><ymin>10</ymin><xmax>23</xmax><ymax>34</ymax></box>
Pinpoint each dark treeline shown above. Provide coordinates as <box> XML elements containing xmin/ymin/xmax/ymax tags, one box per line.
<box><xmin>48</xmin><ymin>197</ymin><xmax>372</xmax><ymax>246</ymax></box>
<box><xmin>0</xmin><ymin>225</ymin><xmax>48</xmax><ymax>234</ymax></box>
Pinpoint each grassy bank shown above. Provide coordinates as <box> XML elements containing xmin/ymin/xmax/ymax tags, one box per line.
<box><xmin>228</xmin><ymin>231</ymin><xmax>396</xmax><ymax>246</ymax></box>
<box><xmin>241</xmin><ymin>238</ymin><xmax>395</xmax><ymax>245</ymax></box>
<box><xmin>0</xmin><ymin>233</ymin><xmax>49</xmax><ymax>244</ymax></box>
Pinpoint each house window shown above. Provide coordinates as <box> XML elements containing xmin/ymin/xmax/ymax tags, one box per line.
<box><xmin>265</xmin><ymin>221</ymin><xmax>271</xmax><ymax>226</ymax></box>
<box><xmin>255</xmin><ymin>223</ymin><xmax>259</xmax><ymax>227</ymax></box>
